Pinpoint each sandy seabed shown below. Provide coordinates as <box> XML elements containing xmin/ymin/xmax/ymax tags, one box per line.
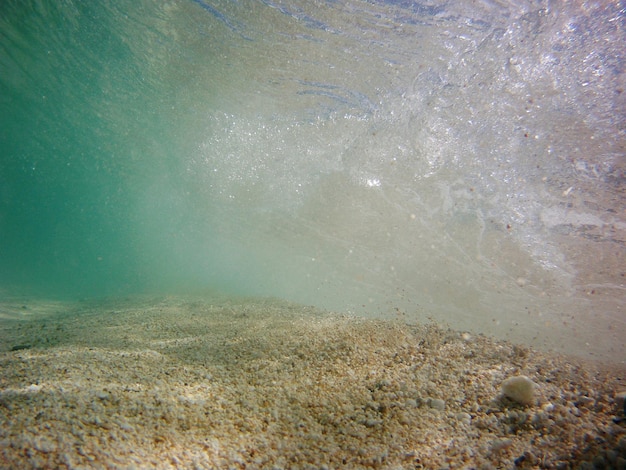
<box><xmin>0</xmin><ymin>295</ymin><xmax>625</xmax><ymax>469</ymax></box>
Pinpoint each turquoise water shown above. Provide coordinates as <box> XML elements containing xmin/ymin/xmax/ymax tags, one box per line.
<box><xmin>1</xmin><ymin>1</ymin><xmax>221</xmax><ymax>296</ymax></box>
<box><xmin>1</xmin><ymin>1</ymin><xmax>624</xmax><ymax>358</ymax></box>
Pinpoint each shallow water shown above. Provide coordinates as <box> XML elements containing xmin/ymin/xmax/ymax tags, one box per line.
<box><xmin>0</xmin><ymin>1</ymin><xmax>624</xmax><ymax>361</ymax></box>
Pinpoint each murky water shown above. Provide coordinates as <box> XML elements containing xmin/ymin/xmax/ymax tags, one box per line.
<box><xmin>1</xmin><ymin>0</ymin><xmax>624</xmax><ymax>360</ymax></box>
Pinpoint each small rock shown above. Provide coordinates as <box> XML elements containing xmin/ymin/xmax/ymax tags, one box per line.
<box><xmin>615</xmin><ymin>390</ymin><xmax>626</xmax><ymax>411</ymax></box>
<box><xmin>501</xmin><ymin>375</ymin><xmax>536</xmax><ymax>406</ymax></box>
<box><xmin>405</xmin><ymin>398</ymin><xmax>418</xmax><ymax>408</ymax></box>
<box><xmin>490</xmin><ymin>438</ymin><xmax>512</xmax><ymax>453</ymax></box>
<box><xmin>456</xmin><ymin>412</ymin><xmax>471</xmax><ymax>424</ymax></box>
<box><xmin>427</xmin><ymin>398</ymin><xmax>445</xmax><ymax>411</ymax></box>
<box><xmin>33</xmin><ymin>436</ymin><xmax>55</xmax><ymax>453</ymax></box>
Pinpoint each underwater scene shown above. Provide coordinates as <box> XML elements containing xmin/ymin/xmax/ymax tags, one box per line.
<box><xmin>1</xmin><ymin>0</ymin><xmax>625</xmax><ymax>467</ymax></box>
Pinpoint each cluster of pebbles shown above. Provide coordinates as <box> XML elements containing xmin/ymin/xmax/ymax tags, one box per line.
<box><xmin>0</xmin><ymin>295</ymin><xmax>625</xmax><ymax>469</ymax></box>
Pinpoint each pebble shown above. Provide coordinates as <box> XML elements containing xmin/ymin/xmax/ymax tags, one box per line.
<box><xmin>427</xmin><ymin>398</ymin><xmax>445</xmax><ymax>411</ymax></box>
<box><xmin>501</xmin><ymin>375</ymin><xmax>536</xmax><ymax>405</ymax></box>
<box><xmin>405</xmin><ymin>398</ymin><xmax>418</xmax><ymax>408</ymax></box>
<box><xmin>615</xmin><ymin>390</ymin><xmax>626</xmax><ymax>410</ymax></box>
<box><xmin>33</xmin><ymin>436</ymin><xmax>55</xmax><ymax>453</ymax></box>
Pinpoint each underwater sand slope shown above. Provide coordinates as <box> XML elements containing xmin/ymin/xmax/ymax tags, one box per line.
<box><xmin>0</xmin><ymin>295</ymin><xmax>625</xmax><ymax>469</ymax></box>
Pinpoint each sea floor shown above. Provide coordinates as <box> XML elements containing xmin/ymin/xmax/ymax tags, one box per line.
<box><xmin>0</xmin><ymin>295</ymin><xmax>625</xmax><ymax>469</ymax></box>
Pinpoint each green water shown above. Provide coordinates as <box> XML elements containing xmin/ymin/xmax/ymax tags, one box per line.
<box><xmin>1</xmin><ymin>1</ymin><xmax>218</xmax><ymax>296</ymax></box>
<box><xmin>0</xmin><ymin>0</ymin><xmax>404</xmax><ymax>300</ymax></box>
